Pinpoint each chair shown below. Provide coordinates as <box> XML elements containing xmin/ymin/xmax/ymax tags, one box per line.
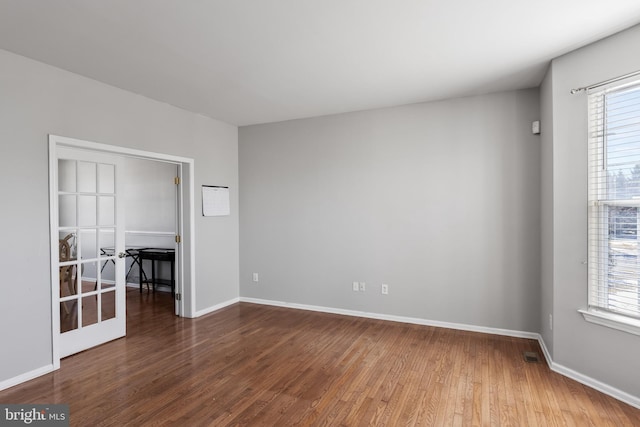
<box><xmin>59</xmin><ymin>234</ymin><xmax>77</xmax><ymax>314</ymax></box>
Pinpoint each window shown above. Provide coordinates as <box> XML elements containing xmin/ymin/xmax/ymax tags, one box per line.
<box><xmin>585</xmin><ymin>78</ymin><xmax>640</xmax><ymax>334</ymax></box>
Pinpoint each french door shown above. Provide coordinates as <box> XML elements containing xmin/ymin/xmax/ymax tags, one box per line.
<box><xmin>56</xmin><ymin>146</ymin><xmax>126</xmax><ymax>357</ymax></box>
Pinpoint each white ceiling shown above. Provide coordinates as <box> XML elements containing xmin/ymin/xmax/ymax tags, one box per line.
<box><xmin>1</xmin><ymin>1</ymin><xmax>640</xmax><ymax>126</ymax></box>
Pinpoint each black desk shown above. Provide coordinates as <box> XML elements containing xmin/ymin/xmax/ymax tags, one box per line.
<box><xmin>138</xmin><ymin>248</ymin><xmax>175</xmax><ymax>296</ymax></box>
<box><xmin>100</xmin><ymin>246</ymin><xmax>149</xmax><ymax>282</ymax></box>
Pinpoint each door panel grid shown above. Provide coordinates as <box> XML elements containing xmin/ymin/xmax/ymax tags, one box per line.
<box><xmin>56</xmin><ymin>147</ymin><xmax>125</xmax><ymax>356</ymax></box>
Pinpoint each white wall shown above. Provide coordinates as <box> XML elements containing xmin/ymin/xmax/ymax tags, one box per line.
<box><xmin>542</xmin><ymin>24</ymin><xmax>640</xmax><ymax>399</ymax></box>
<box><xmin>0</xmin><ymin>49</ymin><xmax>239</xmax><ymax>385</ymax></box>
<box><xmin>122</xmin><ymin>158</ymin><xmax>177</xmax><ymax>287</ymax></box>
<box><xmin>124</xmin><ymin>157</ymin><xmax>177</xmax><ymax>234</ymax></box>
<box><xmin>239</xmin><ymin>89</ymin><xmax>541</xmax><ymax>333</ymax></box>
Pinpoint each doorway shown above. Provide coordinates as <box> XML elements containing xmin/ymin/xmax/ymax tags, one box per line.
<box><xmin>49</xmin><ymin>135</ymin><xmax>195</xmax><ymax>367</ymax></box>
<box><xmin>114</xmin><ymin>157</ymin><xmax>179</xmax><ymax>306</ymax></box>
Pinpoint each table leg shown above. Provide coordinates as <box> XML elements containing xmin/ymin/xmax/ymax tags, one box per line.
<box><xmin>101</xmin><ymin>259</ymin><xmax>115</xmax><ymax>273</ymax></box>
<box><xmin>151</xmin><ymin>259</ymin><xmax>156</xmax><ymax>293</ymax></box>
<box><xmin>125</xmin><ymin>261</ymin><xmax>135</xmax><ymax>280</ymax></box>
<box><xmin>129</xmin><ymin>253</ymin><xmax>148</xmax><ymax>286</ymax></box>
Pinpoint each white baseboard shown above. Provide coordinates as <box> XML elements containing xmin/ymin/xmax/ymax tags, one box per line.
<box><xmin>192</xmin><ymin>297</ymin><xmax>240</xmax><ymax>318</ymax></box>
<box><xmin>239</xmin><ymin>297</ymin><xmax>538</xmax><ymax>339</ymax></box>
<box><xmin>536</xmin><ymin>334</ymin><xmax>553</xmax><ymax>367</ymax></box>
<box><xmin>0</xmin><ymin>364</ymin><xmax>54</xmax><ymax>392</ymax></box>
<box><xmin>536</xmin><ymin>335</ymin><xmax>640</xmax><ymax>409</ymax></box>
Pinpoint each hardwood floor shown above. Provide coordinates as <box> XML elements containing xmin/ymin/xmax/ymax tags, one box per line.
<box><xmin>2</xmin><ymin>290</ymin><xmax>639</xmax><ymax>426</ymax></box>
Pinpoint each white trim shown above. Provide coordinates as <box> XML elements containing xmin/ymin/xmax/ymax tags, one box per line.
<box><xmin>549</xmin><ymin>361</ymin><xmax>640</xmax><ymax>409</ymax></box>
<box><xmin>48</xmin><ymin>134</ymin><xmax>196</xmax><ymax>371</ymax></box>
<box><xmin>537</xmin><ymin>335</ymin><xmax>640</xmax><ymax>409</ymax></box>
<box><xmin>175</xmin><ymin>163</ymin><xmax>184</xmax><ymax>316</ymax></box>
<box><xmin>125</xmin><ymin>230</ymin><xmax>175</xmax><ymax>236</ymax></box>
<box><xmin>186</xmin><ymin>162</ymin><xmax>196</xmax><ymax>318</ymax></box>
<box><xmin>0</xmin><ymin>364</ymin><xmax>54</xmax><ymax>392</ymax></box>
<box><xmin>536</xmin><ymin>334</ymin><xmax>553</xmax><ymax>367</ymax></box>
<box><xmin>578</xmin><ymin>308</ymin><xmax>640</xmax><ymax>336</ymax></box>
<box><xmin>48</xmin><ymin>139</ymin><xmax>61</xmax><ymax>369</ymax></box>
<box><xmin>50</xmin><ymin>134</ymin><xmax>193</xmax><ymax>164</ymax></box>
<box><xmin>238</xmin><ymin>297</ymin><xmax>538</xmax><ymax>339</ymax></box>
<box><xmin>192</xmin><ymin>297</ymin><xmax>240</xmax><ymax>318</ymax></box>
<box><xmin>83</xmin><ymin>230</ymin><xmax>176</xmax><ymax>236</ymax></box>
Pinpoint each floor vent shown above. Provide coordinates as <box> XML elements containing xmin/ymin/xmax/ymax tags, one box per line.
<box><xmin>523</xmin><ymin>351</ymin><xmax>540</xmax><ymax>363</ymax></box>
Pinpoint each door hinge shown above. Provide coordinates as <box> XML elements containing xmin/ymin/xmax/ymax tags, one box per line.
<box><xmin>174</xmin><ymin>176</ymin><xmax>180</xmax><ymax>185</ymax></box>
<box><xmin>175</xmin><ymin>235</ymin><xmax>181</xmax><ymax>243</ymax></box>
<box><xmin>176</xmin><ymin>293</ymin><xmax>181</xmax><ymax>301</ymax></box>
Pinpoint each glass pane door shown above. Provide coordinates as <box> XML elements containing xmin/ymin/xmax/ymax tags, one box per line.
<box><xmin>57</xmin><ymin>148</ymin><xmax>125</xmax><ymax>357</ymax></box>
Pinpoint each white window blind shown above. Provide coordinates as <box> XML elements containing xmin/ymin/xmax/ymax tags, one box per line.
<box><xmin>588</xmin><ymin>79</ymin><xmax>640</xmax><ymax>320</ymax></box>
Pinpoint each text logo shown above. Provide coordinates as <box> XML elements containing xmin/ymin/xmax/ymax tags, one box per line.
<box><xmin>0</xmin><ymin>405</ymin><xmax>69</xmax><ymax>426</ymax></box>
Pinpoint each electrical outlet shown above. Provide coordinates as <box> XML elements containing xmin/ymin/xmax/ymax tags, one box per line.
<box><xmin>381</xmin><ymin>284</ymin><xmax>389</xmax><ymax>295</ymax></box>
<box><xmin>359</xmin><ymin>282</ymin><xmax>366</xmax><ymax>292</ymax></box>
<box><xmin>549</xmin><ymin>314</ymin><xmax>553</xmax><ymax>331</ymax></box>
<box><xmin>253</xmin><ymin>273</ymin><xmax>259</xmax><ymax>282</ymax></box>
<box><xmin>353</xmin><ymin>281</ymin><xmax>359</xmax><ymax>291</ymax></box>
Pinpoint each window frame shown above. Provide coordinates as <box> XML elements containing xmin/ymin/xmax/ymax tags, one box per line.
<box><xmin>582</xmin><ymin>78</ymin><xmax>640</xmax><ymax>336</ymax></box>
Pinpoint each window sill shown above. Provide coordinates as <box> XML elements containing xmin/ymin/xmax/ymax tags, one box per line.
<box><xmin>579</xmin><ymin>308</ymin><xmax>640</xmax><ymax>336</ymax></box>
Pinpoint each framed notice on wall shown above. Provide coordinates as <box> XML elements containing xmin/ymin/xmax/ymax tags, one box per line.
<box><xmin>202</xmin><ymin>185</ymin><xmax>230</xmax><ymax>216</ymax></box>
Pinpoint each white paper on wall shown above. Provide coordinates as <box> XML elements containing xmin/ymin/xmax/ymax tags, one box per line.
<box><xmin>202</xmin><ymin>185</ymin><xmax>230</xmax><ymax>216</ymax></box>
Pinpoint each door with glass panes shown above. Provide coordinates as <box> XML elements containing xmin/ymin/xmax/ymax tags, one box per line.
<box><xmin>57</xmin><ymin>147</ymin><xmax>125</xmax><ymax>357</ymax></box>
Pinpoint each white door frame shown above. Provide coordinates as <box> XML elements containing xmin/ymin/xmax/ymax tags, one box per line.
<box><xmin>49</xmin><ymin>135</ymin><xmax>196</xmax><ymax>369</ymax></box>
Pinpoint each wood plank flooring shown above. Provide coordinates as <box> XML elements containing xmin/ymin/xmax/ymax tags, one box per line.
<box><xmin>1</xmin><ymin>289</ymin><xmax>639</xmax><ymax>426</ymax></box>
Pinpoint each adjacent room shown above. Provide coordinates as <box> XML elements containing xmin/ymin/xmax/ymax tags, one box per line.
<box><xmin>1</xmin><ymin>1</ymin><xmax>640</xmax><ymax>425</ymax></box>
<box><xmin>57</xmin><ymin>151</ymin><xmax>180</xmax><ymax>337</ymax></box>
